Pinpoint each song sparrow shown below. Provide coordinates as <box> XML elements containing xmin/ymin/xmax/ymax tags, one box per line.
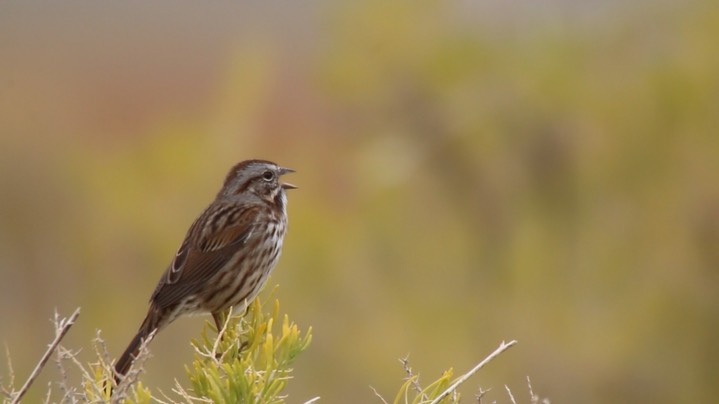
<box><xmin>114</xmin><ymin>159</ymin><xmax>295</xmax><ymax>379</ymax></box>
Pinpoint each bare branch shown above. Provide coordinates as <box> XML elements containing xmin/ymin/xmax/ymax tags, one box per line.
<box><xmin>10</xmin><ymin>307</ymin><xmax>81</xmax><ymax>404</ymax></box>
<box><xmin>53</xmin><ymin>320</ymin><xmax>74</xmax><ymax>401</ymax></box>
<box><xmin>526</xmin><ymin>376</ymin><xmax>550</xmax><ymax>404</ymax></box>
<box><xmin>505</xmin><ymin>385</ymin><xmax>517</xmax><ymax>404</ymax></box>
<box><xmin>94</xmin><ymin>330</ymin><xmax>112</xmax><ymax>367</ymax></box>
<box><xmin>2</xmin><ymin>342</ymin><xmax>16</xmax><ymax>399</ymax></box>
<box><xmin>475</xmin><ymin>386</ymin><xmax>491</xmax><ymax>403</ymax></box>
<box><xmin>429</xmin><ymin>340</ymin><xmax>518</xmax><ymax>404</ymax></box>
<box><xmin>43</xmin><ymin>381</ymin><xmax>52</xmax><ymax>404</ymax></box>
<box><xmin>59</xmin><ymin>344</ymin><xmax>104</xmax><ymax>400</ymax></box>
<box><xmin>527</xmin><ymin>376</ymin><xmax>537</xmax><ymax>404</ymax></box>
<box><xmin>211</xmin><ymin>309</ymin><xmax>234</xmax><ymax>362</ymax></box>
<box><xmin>399</xmin><ymin>355</ymin><xmax>427</xmax><ymax>401</ymax></box>
<box><xmin>370</xmin><ymin>385</ymin><xmax>389</xmax><ymax>404</ymax></box>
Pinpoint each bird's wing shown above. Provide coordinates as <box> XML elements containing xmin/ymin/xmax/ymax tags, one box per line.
<box><xmin>150</xmin><ymin>204</ymin><xmax>261</xmax><ymax>309</ymax></box>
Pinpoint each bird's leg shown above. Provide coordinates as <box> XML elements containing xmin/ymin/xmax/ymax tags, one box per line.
<box><xmin>212</xmin><ymin>311</ymin><xmax>228</xmax><ymax>360</ymax></box>
<box><xmin>212</xmin><ymin>311</ymin><xmax>225</xmax><ymax>334</ymax></box>
<box><xmin>238</xmin><ymin>339</ymin><xmax>249</xmax><ymax>353</ymax></box>
<box><xmin>212</xmin><ymin>308</ymin><xmax>248</xmax><ymax>359</ymax></box>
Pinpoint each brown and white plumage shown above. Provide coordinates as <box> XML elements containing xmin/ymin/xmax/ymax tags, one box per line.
<box><xmin>114</xmin><ymin>159</ymin><xmax>295</xmax><ymax>378</ymax></box>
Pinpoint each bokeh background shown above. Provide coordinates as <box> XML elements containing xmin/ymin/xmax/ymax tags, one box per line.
<box><xmin>1</xmin><ymin>1</ymin><xmax>718</xmax><ymax>402</ymax></box>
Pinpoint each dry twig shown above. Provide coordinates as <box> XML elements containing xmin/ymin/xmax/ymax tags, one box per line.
<box><xmin>1</xmin><ymin>343</ymin><xmax>16</xmax><ymax>399</ymax></box>
<box><xmin>475</xmin><ymin>386</ymin><xmax>490</xmax><ymax>403</ymax></box>
<box><xmin>10</xmin><ymin>307</ymin><xmax>81</xmax><ymax>404</ymax></box>
<box><xmin>400</xmin><ymin>355</ymin><xmax>427</xmax><ymax>402</ymax></box>
<box><xmin>429</xmin><ymin>340</ymin><xmax>518</xmax><ymax>404</ymax></box>
<box><xmin>505</xmin><ymin>385</ymin><xmax>517</xmax><ymax>404</ymax></box>
<box><xmin>370</xmin><ymin>385</ymin><xmax>389</xmax><ymax>404</ymax></box>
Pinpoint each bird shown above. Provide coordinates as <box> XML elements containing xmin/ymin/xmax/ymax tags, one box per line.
<box><xmin>113</xmin><ymin>159</ymin><xmax>295</xmax><ymax>380</ymax></box>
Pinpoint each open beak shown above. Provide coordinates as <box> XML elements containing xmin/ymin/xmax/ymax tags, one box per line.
<box><xmin>279</xmin><ymin>167</ymin><xmax>297</xmax><ymax>190</ymax></box>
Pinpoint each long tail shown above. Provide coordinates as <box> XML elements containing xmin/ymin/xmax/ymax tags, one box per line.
<box><xmin>115</xmin><ymin>330</ymin><xmax>148</xmax><ymax>378</ymax></box>
<box><xmin>114</xmin><ymin>311</ymin><xmax>160</xmax><ymax>383</ymax></box>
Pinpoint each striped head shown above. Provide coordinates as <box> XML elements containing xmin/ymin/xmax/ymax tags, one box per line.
<box><xmin>218</xmin><ymin>160</ymin><xmax>296</xmax><ymax>208</ymax></box>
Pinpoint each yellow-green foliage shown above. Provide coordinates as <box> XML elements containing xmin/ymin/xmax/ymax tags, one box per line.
<box><xmin>179</xmin><ymin>298</ymin><xmax>312</xmax><ymax>404</ymax></box>
<box><xmin>1</xmin><ymin>303</ymin><xmax>526</xmax><ymax>404</ymax></box>
<box><xmin>1</xmin><ymin>295</ymin><xmax>311</xmax><ymax>404</ymax></box>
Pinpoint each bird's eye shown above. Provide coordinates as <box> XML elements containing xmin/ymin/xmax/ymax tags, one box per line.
<box><xmin>262</xmin><ymin>170</ymin><xmax>274</xmax><ymax>181</ymax></box>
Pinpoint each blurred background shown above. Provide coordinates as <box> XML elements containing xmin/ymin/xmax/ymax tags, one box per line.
<box><xmin>1</xmin><ymin>0</ymin><xmax>718</xmax><ymax>402</ymax></box>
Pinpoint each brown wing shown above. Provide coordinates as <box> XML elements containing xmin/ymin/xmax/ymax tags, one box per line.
<box><xmin>150</xmin><ymin>204</ymin><xmax>261</xmax><ymax>309</ymax></box>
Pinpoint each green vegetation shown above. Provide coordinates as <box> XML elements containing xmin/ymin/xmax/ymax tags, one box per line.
<box><xmin>2</xmin><ymin>295</ymin><xmax>313</xmax><ymax>403</ymax></box>
<box><xmin>1</xmin><ymin>300</ymin><xmax>527</xmax><ymax>403</ymax></box>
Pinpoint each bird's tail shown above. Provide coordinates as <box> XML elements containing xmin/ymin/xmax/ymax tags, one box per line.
<box><xmin>114</xmin><ymin>311</ymin><xmax>159</xmax><ymax>384</ymax></box>
<box><xmin>114</xmin><ymin>331</ymin><xmax>147</xmax><ymax>379</ymax></box>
